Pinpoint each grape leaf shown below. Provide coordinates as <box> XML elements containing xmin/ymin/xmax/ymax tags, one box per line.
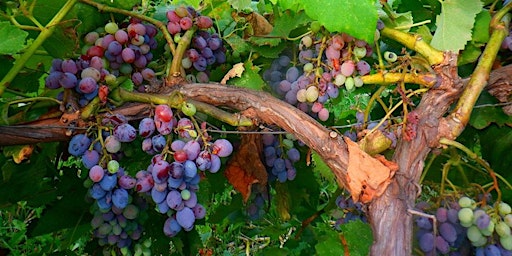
<box><xmin>315</xmin><ymin>228</ymin><xmax>346</xmax><ymax>255</ymax></box>
<box><xmin>227</xmin><ymin>60</ymin><xmax>265</xmax><ymax>90</ymax></box>
<box><xmin>472</xmin><ymin>10</ymin><xmax>491</xmax><ymax>44</ymax></box>
<box><xmin>458</xmin><ymin>42</ymin><xmax>481</xmax><ymax>66</ymax></box>
<box><xmin>302</xmin><ymin>0</ymin><xmax>378</xmax><ymax>43</ymax></box>
<box><xmin>430</xmin><ymin>0</ymin><xmax>482</xmax><ymax>51</ymax></box>
<box><xmin>0</xmin><ymin>21</ymin><xmax>28</xmax><ymax>55</ymax></box>
<box><xmin>380</xmin><ymin>11</ymin><xmax>413</xmax><ymax>32</ymax></box>
<box><xmin>416</xmin><ymin>25</ymin><xmax>433</xmax><ymax>44</ymax></box>
<box><xmin>228</xmin><ymin>0</ymin><xmax>252</xmax><ymax>11</ymax></box>
<box><xmin>469</xmin><ymin>91</ymin><xmax>512</xmax><ymax>129</ymax></box>
<box><xmin>339</xmin><ymin>220</ymin><xmax>373</xmax><ymax>256</ymax></box>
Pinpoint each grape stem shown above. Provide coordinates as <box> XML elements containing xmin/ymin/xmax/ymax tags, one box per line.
<box><xmin>361</xmin><ymin>72</ymin><xmax>437</xmax><ymax>87</ymax></box>
<box><xmin>445</xmin><ymin>13</ymin><xmax>511</xmax><ymax>138</ymax></box>
<box><xmin>0</xmin><ymin>0</ymin><xmax>78</xmax><ymax>97</ymax></box>
<box><xmin>168</xmin><ymin>28</ymin><xmax>196</xmax><ymax>81</ymax></box>
<box><xmin>78</xmin><ymin>0</ymin><xmax>176</xmax><ymax>56</ymax></box>
<box><xmin>380</xmin><ymin>27</ymin><xmax>444</xmax><ymax>66</ymax></box>
<box><xmin>439</xmin><ymin>138</ymin><xmax>502</xmax><ymax>203</ymax></box>
<box><xmin>112</xmin><ymin>88</ymin><xmax>253</xmax><ymax>127</ymax></box>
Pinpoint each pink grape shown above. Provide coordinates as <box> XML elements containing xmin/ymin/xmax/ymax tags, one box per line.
<box><xmin>180</xmin><ymin>17</ymin><xmax>193</xmax><ymax>30</ymax></box>
<box><xmin>212</xmin><ymin>139</ymin><xmax>233</xmax><ymax>157</ymax></box>
<box><xmin>340</xmin><ymin>60</ymin><xmax>355</xmax><ymax>76</ymax></box>
<box><xmin>196</xmin><ymin>16</ymin><xmax>213</xmax><ymax>29</ymax></box>
<box><xmin>89</xmin><ymin>165</ymin><xmax>105</xmax><ymax>182</ymax></box>
<box><xmin>78</xmin><ymin>77</ymin><xmax>98</xmax><ymax>94</ymax></box>
<box><xmin>318</xmin><ymin>108</ymin><xmax>329</xmax><ymax>121</ymax></box>
<box><xmin>121</xmin><ymin>48</ymin><xmax>135</xmax><ymax>63</ymax></box>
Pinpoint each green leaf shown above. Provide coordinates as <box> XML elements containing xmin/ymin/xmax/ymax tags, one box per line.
<box><xmin>314</xmin><ymin>228</ymin><xmax>345</xmax><ymax>255</ymax></box>
<box><xmin>472</xmin><ymin>10</ymin><xmax>491</xmax><ymax>44</ymax></box>
<box><xmin>0</xmin><ymin>21</ymin><xmax>29</xmax><ymax>54</ymax></box>
<box><xmin>469</xmin><ymin>91</ymin><xmax>512</xmax><ymax>129</ymax></box>
<box><xmin>228</xmin><ymin>0</ymin><xmax>252</xmax><ymax>11</ymax></box>
<box><xmin>416</xmin><ymin>25</ymin><xmax>433</xmax><ymax>44</ymax></box>
<box><xmin>227</xmin><ymin>60</ymin><xmax>265</xmax><ymax>90</ymax></box>
<box><xmin>271</xmin><ymin>10</ymin><xmax>311</xmax><ymax>38</ymax></box>
<box><xmin>458</xmin><ymin>42</ymin><xmax>482</xmax><ymax>66</ymax></box>
<box><xmin>339</xmin><ymin>220</ymin><xmax>373</xmax><ymax>255</ymax></box>
<box><xmin>430</xmin><ymin>0</ymin><xmax>482</xmax><ymax>51</ymax></box>
<box><xmin>302</xmin><ymin>0</ymin><xmax>378</xmax><ymax>42</ymax></box>
<box><xmin>380</xmin><ymin>11</ymin><xmax>413</xmax><ymax>32</ymax></box>
<box><xmin>329</xmin><ymin>89</ymin><xmax>371</xmax><ymax>122</ymax></box>
<box><xmin>225</xmin><ymin>34</ymin><xmax>251</xmax><ymax>56</ymax></box>
<box><xmin>312</xmin><ymin>152</ymin><xmax>335</xmax><ymax>182</ymax></box>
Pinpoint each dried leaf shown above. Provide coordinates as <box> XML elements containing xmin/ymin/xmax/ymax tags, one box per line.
<box><xmin>241</xmin><ymin>12</ymin><xmax>273</xmax><ymax>36</ymax></box>
<box><xmin>221</xmin><ymin>63</ymin><xmax>245</xmax><ymax>85</ymax></box>
<box><xmin>14</xmin><ymin>145</ymin><xmax>34</xmax><ymax>164</ymax></box>
<box><xmin>344</xmin><ymin>137</ymin><xmax>397</xmax><ymax>203</ymax></box>
<box><xmin>225</xmin><ymin>134</ymin><xmax>268</xmax><ymax>202</ymax></box>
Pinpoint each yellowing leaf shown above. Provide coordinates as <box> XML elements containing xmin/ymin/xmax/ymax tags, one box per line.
<box><xmin>431</xmin><ymin>0</ymin><xmax>482</xmax><ymax>51</ymax></box>
<box><xmin>221</xmin><ymin>63</ymin><xmax>245</xmax><ymax>85</ymax></box>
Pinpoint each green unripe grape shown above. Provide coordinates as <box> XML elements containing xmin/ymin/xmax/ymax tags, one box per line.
<box><xmin>458</xmin><ymin>207</ymin><xmax>474</xmax><ymax>223</ymax></box>
<box><xmin>105</xmin><ymin>22</ymin><xmax>119</xmax><ymax>34</ymax></box>
<box><xmin>107</xmin><ymin>160</ymin><xmax>119</xmax><ymax>174</ymax></box>
<box><xmin>501</xmin><ymin>234</ymin><xmax>512</xmax><ymax>250</ymax></box>
<box><xmin>384</xmin><ymin>51</ymin><xmax>398</xmax><ymax>63</ymax></box>
<box><xmin>353</xmin><ymin>47</ymin><xmax>367</xmax><ymax>59</ymax></box>
<box><xmin>504</xmin><ymin>214</ymin><xmax>512</xmax><ymax>227</ymax></box>
<box><xmin>381</xmin><ymin>89</ymin><xmax>390</xmax><ymax>98</ymax></box>
<box><xmin>466</xmin><ymin>226</ymin><xmax>483</xmax><ymax>243</ymax></box>
<box><xmin>301</xmin><ymin>36</ymin><xmax>313</xmax><ymax>48</ymax></box>
<box><xmin>334</xmin><ymin>74</ymin><xmax>346</xmax><ymax>86</ymax></box>
<box><xmin>181</xmin><ymin>189</ymin><xmax>191</xmax><ymax>200</ymax></box>
<box><xmin>496</xmin><ymin>221</ymin><xmax>512</xmax><ymax>237</ymax></box>
<box><xmin>310</xmin><ymin>21</ymin><xmax>322</xmax><ymax>33</ymax></box>
<box><xmin>296</xmin><ymin>89</ymin><xmax>307</xmax><ymax>102</ymax></box>
<box><xmin>345</xmin><ymin>76</ymin><xmax>355</xmax><ymax>92</ymax></box>
<box><xmin>282</xmin><ymin>139</ymin><xmax>294</xmax><ymax>150</ymax></box>
<box><xmin>499</xmin><ymin>202</ymin><xmax>512</xmax><ymax>216</ymax></box>
<box><xmin>303</xmin><ymin>63</ymin><xmax>314</xmax><ymax>73</ymax></box>
<box><xmin>174</xmin><ymin>34</ymin><xmax>182</xmax><ymax>43</ymax></box>
<box><xmin>143</xmin><ymin>239</ymin><xmax>152</xmax><ymax>248</ymax></box>
<box><xmin>181</xmin><ymin>102</ymin><xmax>197</xmax><ymax>117</ymax></box>
<box><xmin>83</xmin><ymin>178</ymin><xmax>93</xmax><ymax>188</ymax></box>
<box><xmin>120</xmin><ymin>247</ymin><xmax>130</xmax><ymax>256</ymax></box>
<box><xmin>458</xmin><ymin>196</ymin><xmax>473</xmax><ymax>208</ymax></box>
<box><xmin>374</xmin><ymin>29</ymin><xmax>381</xmax><ymax>41</ymax></box>
<box><xmin>354</xmin><ymin>76</ymin><xmax>364</xmax><ymax>87</ymax></box>
<box><xmin>481</xmin><ymin>220</ymin><xmax>494</xmax><ymax>236</ymax></box>
<box><xmin>134</xmin><ymin>244</ymin><xmax>143</xmax><ymax>256</ymax></box>
<box><xmin>285</xmin><ymin>133</ymin><xmax>296</xmax><ymax>141</ymax></box>
<box><xmin>187</xmin><ymin>129</ymin><xmax>198</xmax><ymax>138</ymax></box>
<box><xmin>305</xmin><ymin>86</ymin><xmax>319</xmax><ymax>102</ymax></box>
<box><xmin>471</xmin><ymin>236</ymin><xmax>487</xmax><ymax>247</ymax></box>
<box><xmin>105</xmin><ymin>74</ymin><xmax>117</xmax><ymax>86</ymax></box>
<box><xmin>175</xmin><ymin>6</ymin><xmax>189</xmax><ymax>18</ymax></box>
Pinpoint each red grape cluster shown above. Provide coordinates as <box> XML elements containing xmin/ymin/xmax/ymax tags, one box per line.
<box><xmin>133</xmin><ymin>104</ymin><xmax>233</xmax><ymax>237</ymax></box>
<box><xmin>166</xmin><ymin>6</ymin><xmax>226</xmax><ymax>82</ymax></box>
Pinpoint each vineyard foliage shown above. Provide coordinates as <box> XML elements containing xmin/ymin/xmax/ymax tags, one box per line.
<box><xmin>0</xmin><ymin>0</ymin><xmax>512</xmax><ymax>255</ymax></box>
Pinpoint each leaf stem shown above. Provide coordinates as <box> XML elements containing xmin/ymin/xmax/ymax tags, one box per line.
<box><xmin>361</xmin><ymin>72</ymin><xmax>437</xmax><ymax>87</ymax></box>
<box><xmin>446</xmin><ymin>14</ymin><xmax>510</xmax><ymax>138</ymax></box>
<box><xmin>0</xmin><ymin>0</ymin><xmax>78</xmax><ymax>96</ymax></box>
<box><xmin>380</xmin><ymin>27</ymin><xmax>444</xmax><ymax>65</ymax></box>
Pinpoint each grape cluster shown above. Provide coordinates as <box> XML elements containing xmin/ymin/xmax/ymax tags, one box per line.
<box><xmin>133</xmin><ymin>104</ymin><xmax>233</xmax><ymax>237</ymax></box>
<box><xmin>261</xmin><ymin>133</ymin><xmax>300</xmax><ymax>183</ymax></box>
<box><xmin>166</xmin><ymin>6</ymin><xmax>226</xmax><ymax>82</ymax></box>
<box><xmin>264</xmin><ymin>29</ymin><xmax>375</xmax><ymax>121</ymax></box>
<box><xmin>414</xmin><ymin>196</ymin><xmax>512</xmax><ymax>255</ymax></box>
<box><xmin>45</xmin><ymin>18</ymin><xmax>158</xmax><ymax>97</ymax></box>
<box><xmin>353</xmin><ymin>111</ymin><xmax>398</xmax><ymax>148</ymax></box>
<box><xmin>332</xmin><ymin>193</ymin><xmax>366</xmax><ymax>229</ymax></box>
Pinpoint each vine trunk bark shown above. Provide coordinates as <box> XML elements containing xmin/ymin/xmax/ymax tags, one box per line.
<box><xmin>369</xmin><ymin>53</ymin><xmax>463</xmax><ymax>254</ymax></box>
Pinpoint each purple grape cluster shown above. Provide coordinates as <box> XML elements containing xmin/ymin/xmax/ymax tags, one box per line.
<box><xmin>261</xmin><ymin>133</ymin><xmax>300</xmax><ymax>183</ymax></box>
<box><xmin>45</xmin><ymin>18</ymin><xmax>158</xmax><ymax>97</ymax></box>
<box><xmin>353</xmin><ymin>111</ymin><xmax>398</xmax><ymax>148</ymax></box>
<box><xmin>414</xmin><ymin>196</ymin><xmax>512</xmax><ymax>255</ymax></box>
<box><xmin>133</xmin><ymin>104</ymin><xmax>233</xmax><ymax>237</ymax></box>
<box><xmin>332</xmin><ymin>193</ymin><xmax>367</xmax><ymax>229</ymax></box>
<box><xmin>166</xmin><ymin>6</ymin><xmax>226</xmax><ymax>82</ymax></box>
<box><xmin>264</xmin><ymin>31</ymin><xmax>374</xmax><ymax>122</ymax></box>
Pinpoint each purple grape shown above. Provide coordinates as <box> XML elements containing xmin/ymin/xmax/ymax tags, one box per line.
<box><xmin>418</xmin><ymin>233</ymin><xmax>434</xmax><ymax>252</ymax></box>
<box><xmin>416</xmin><ymin>217</ymin><xmax>432</xmax><ymax>230</ymax></box>
<box><xmin>212</xmin><ymin>139</ymin><xmax>233</xmax><ymax>157</ymax></box>
<box><xmin>439</xmin><ymin>222</ymin><xmax>457</xmax><ymax>243</ymax></box>
<box><xmin>141</xmin><ymin>68</ymin><xmax>155</xmax><ymax>80</ymax></box>
<box><xmin>476</xmin><ymin>211</ymin><xmax>491</xmax><ymax>229</ymax></box>
<box><xmin>68</xmin><ymin>134</ymin><xmax>91</xmax><ymax>156</ymax></box>
<box><xmin>99</xmin><ymin>174</ymin><xmax>117</xmax><ymax>191</ymax></box>
<box><xmin>78</xmin><ymin>77</ymin><xmax>98</xmax><ymax>94</ymax></box>
<box><xmin>82</xmin><ymin>150</ymin><xmax>100</xmax><ymax>169</ymax></box>
<box><xmin>89</xmin><ymin>183</ymin><xmax>106</xmax><ymax>199</ymax></box>
<box><xmin>131</xmin><ymin>72</ymin><xmax>143</xmax><ymax>85</ymax></box>
<box><xmin>436</xmin><ymin>207</ymin><xmax>448</xmax><ymax>223</ymax></box>
<box><xmin>152</xmin><ymin>160</ymin><xmax>170</xmax><ymax>183</ymax></box>
<box><xmin>176</xmin><ymin>207</ymin><xmax>195</xmax><ymax>230</ymax></box>
<box><xmin>485</xmin><ymin>245</ymin><xmax>501</xmax><ymax>256</ymax></box>
<box><xmin>196</xmin><ymin>16</ymin><xmax>213</xmax><ymax>29</ymax></box>
<box><xmin>183</xmin><ymin>160</ymin><xmax>198</xmax><ymax>178</ymax></box>
<box><xmin>61</xmin><ymin>59</ymin><xmax>78</xmax><ymax>74</ymax></box>
<box><xmin>151</xmin><ymin>186</ymin><xmax>167</xmax><ymax>204</ymax></box>
<box><xmin>208</xmin><ymin>36</ymin><xmax>222</xmax><ymax>51</ymax></box>
<box><xmin>183</xmin><ymin>140</ymin><xmax>200</xmax><ymax>160</ymax></box>
<box><xmin>138</xmin><ymin>117</ymin><xmax>155</xmax><ymax>138</ymax></box>
<box><xmin>169</xmin><ymin>162</ymin><xmax>184</xmax><ymax>179</ymax></box>
<box><xmin>133</xmin><ymin>55</ymin><xmax>147</xmax><ymax>69</ymax></box>
<box><xmin>192</xmin><ymin>36</ymin><xmax>207</xmax><ymax>49</ymax></box>
<box><xmin>356</xmin><ymin>60</ymin><xmax>371</xmax><ymax>76</ymax></box>
<box><xmin>214</xmin><ymin>50</ymin><xmax>226</xmax><ymax>64</ymax></box>
<box><xmin>298</xmin><ymin>50</ymin><xmax>313</xmax><ymax>63</ymax></box>
<box><xmin>193</xmin><ymin>57</ymin><xmax>207</xmax><ymax>71</ymax></box>
<box><xmin>163</xmin><ymin>217</ymin><xmax>182</xmax><ymax>237</ymax></box>
<box><xmin>118</xmin><ymin>175</ymin><xmax>136</xmax><ymax>189</ymax></box>
<box><xmin>184</xmin><ymin>191</ymin><xmax>197</xmax><ymax>208</ymax></box>
<box><xmin>435</xmin><ymin>236</ymin><xmax>450</xmax><ymax>254</ymax></box>
<box><xmin>196</xmin><ymin>151</ymin><xmax>212</xmax><ymax>171</ymax></box>
<box><xmin>192</xmin><ymin>204</ymin><xmax>206</xmax><ymax>219</ymax></box>
<box><xmin>208</xmin><ymin>154</ymin><xmax>221</xmax><ymax>173</ymax></box>
<box><xmin>121</xmin><ymin>48</ymin><xmax>135</xmax><ymax>63</ymax></box>
<box><xmin>60</xmin><ymin>72</ymin><xmax>78</xmax><ymax>89</ymax></box>
<box><xmin>152</xmin><ymin>135</ymin><xmax>166</xmax><ymax>152</ymax></box>
<box><xmin>166</xmin><ymin>190</ymin><xmax>183</xmax><ymax>210</ymax></box>
<box><xmin>112</xmin><ymin>188</ymin><xmax>129</xmax><ymax>209</ymax></box>
<box><xmin>45</xmin><ymin>72</ymin><xmax>62</xmax><ymax>89</ymax></box>
<box><xmin>114</xmin><ymin>123</ymin><xmax>137</xmax><ymax>142</ymax></box>
<box><xmin>171</xmin><ymin>140</ymin><xmax>186</xmax><ymax>151</ymax></box>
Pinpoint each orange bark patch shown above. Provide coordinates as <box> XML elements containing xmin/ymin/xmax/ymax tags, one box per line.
<box><xmin>344</xmin><ymin>137</ymin><xmax>398</xmax><ymax>203</ymax></box>
<box><xmin>224</xmin><ymin>134</ymin><xmax>268</xmax><ymax>202</ymax></box>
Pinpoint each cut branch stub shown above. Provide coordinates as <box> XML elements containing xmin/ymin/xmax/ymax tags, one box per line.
<box><xmin>175</xmin><ymin>83</ymin><xmax>398</xmax><ymax>202</ymax></box>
